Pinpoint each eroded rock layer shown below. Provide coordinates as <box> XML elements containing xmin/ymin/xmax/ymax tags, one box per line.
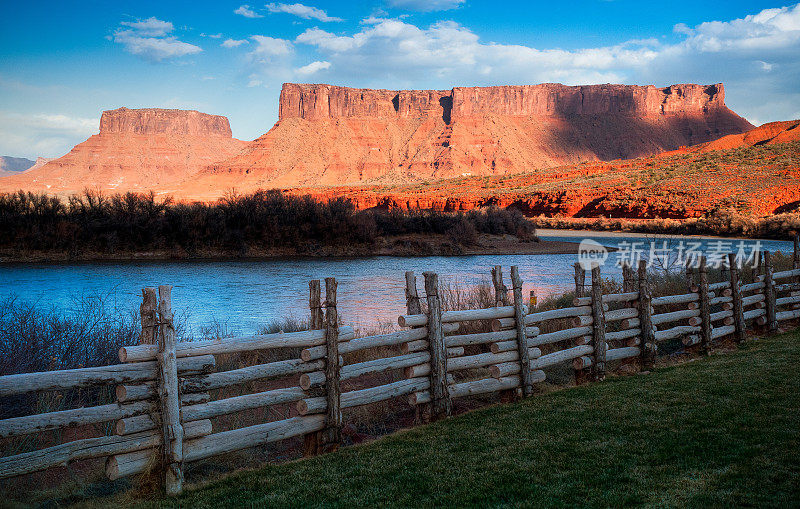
<box><xmin>197</xmin><ymin>82</ymin><xmax>753</xmax><ymax>192</ymax></box>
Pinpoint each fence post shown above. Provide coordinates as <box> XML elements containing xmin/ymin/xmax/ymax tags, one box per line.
<box><xmin>510</xmin><ymin>267</ymin><xmax>533</xmax><ymax>397</ymax></box>
<box><xmin>304</xmin><ymin>280</ymin><xmax>324</xmax><ymax>456</ymax></box>
<box><xmin>590</xmin><ymin>265</ymin><xmax>607</xmax><ymax>382</ymax></box>
<box><xmin>637</xmin><ymin>260</ymin><xmax>656</xmax><ymax>371</ymax></box>
<box><xmin>698</xmin><ymin>256</ymin><xmax>712</xmax><ymax>354</ymax></box>
<box><xmin>793</xmin><ymin>236</ymin><xmax>800</xmax><ymax>311</ymax></box>
<box><xmin>622</xmin><ymin>262</ymin><xmax>634</xmax><ymax>293</ymax></box>
<box><xmin>763</xmin><ymin>251</ymin><xmax>777</xmax><ymax>332</ymax></box>
<box><xmin>309</xmin><ymin>280</ymin><xmax>324</xmax><ymax>330</ymax></box>
<box><xmin>423</xmin><ymin>272</ymin><xmax>451</xmax><ymax>420</ymax></box>
<box><xmin>139</xmin><ymin>288</ymin><xmax>158</xmax><ymax>345</ymax></box>
<box><xmin>728</xmin><ymin>253</ymin><xmax>746</xmax><ymax>343</ymax></box>
<box><xmin>156</xmin><ymin>285</ymin><xmax>183</xmax><ymax>496</ymax></box>
<box><xmin>405</xmin><ymin>271</ymin><xmax>422</xmax><ymax>315</ymax></box>
<box><xmin>322</xmin><ymin>277</ymin><xmax>342</xmax><ymax>451</ymax></box>
<box><xmin>574</xmin><ymin>262</ymin><xmax>586</xmax><ymax>298</ymax></box>
<box><xmin>491</xmin><ymin>265</ymin><xmax>509</xmax><ymax>306</ymax></box>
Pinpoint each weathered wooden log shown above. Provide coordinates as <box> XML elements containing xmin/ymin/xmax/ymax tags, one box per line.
<box><xmin>651</xmin><ymin>293</ymin><xmax>699</xmax><ymax>306</ymax></box>
<box><xmin>651</xmin><ymin>308</ymin><xmax>700</xmax><ymax>326</ymax></box>
<box><xmin>181</xmin><ymin>387</ymin><xmax>308</xmax><ymax>422</ymax></box>
<box><xmin>491</xmin><ymin>305</ymin><xmax>592</xmax><ymax>331</ymax></box>
<box><xmin>574</xmin><ymin>262</ymin><xmax>586</xmax><ymax>298</ymax></box>
<box><xmin>399</xmin><ymin>304</ymin><xmax>524</xmax><ymax>328</ymax></box>
<box><xmin>491</xmin><ymin>265</ymin><xmax>510</xmax><ymax>306</ymax></box>
<box><xmin>573</xmin><ymin>292</ymin><xmax>638</xmax><ymax>307</ymax></box>
<box><xmin>299</xmin><ymin>377</ymin><xmax>431</xmax><ymax>415</ymax></box>
<box><xmin>309</xmin><ymin>280</ymin><xmax>324</xmax><ymax>330</ymax></box>
<box><xmin>321</xmin><ymin>277</ymin><xmax>342</xmax><ymax>448</ymax></box>
<box><xmin>606</xmin><ymin>346</ymin><xmax>640</xmax><ymax>362</ymax></box>
<box><xmin>116</xmin><ymin>383</ymin><xmax>210</xmax><ymax>405</ymax></box>
<box><xmin>529</xmin><ymin>326</ymin><xmax>593</xmax><ymax>347</ymax></box>
<box><xmin>108</xmin><ymin>420</ymin><xmax>211</xmax><ymax>479</ymax></box>
<box><xmin>488</xmin><ymin>361</ymin><xmax>547</xmax><ymax>380</ymax></box>
<box><xmin>763</xmin><ymin>252</ymin><xmax>777</xmax><ymax>332</ymax></box>
<box><xmin>710</xmin><ymin>309</ymin><xmax>733</xmax><ymax>322</ymax></box>
<box><xmin>423</xmin><ymin>273</ymin><xmax>451</xmax><ymax>419</ymax></box>
<box><xmin>728</xmin><ymin>254</ymin><xmax>746</xmax><ymax>343</ymax></box>
<box><xmin>604</xmin><ymin>307</ymin><xmax>639</xmax><ymax>322</ymax></box>
<box><xmin>530</xmin><ymin>345</ymin><xmax>594</xmax><ymax>370</ymax></box>
<box><xmin>589</xmin><ymin>265</ymin><xmax>607</xmax><ymax>381</ymax></box>
<box><xmin>401</xmin><ymin>340</ymin><xmax>463</xmax><ymax>357</ymax></box>
<box><xmin>743</xmin><ymin>308</ymin><xmax>766</xmax><ymax>321</ymax></box>
<box><xmin>405</xmin><ymin>271</ymin><xmax>423</xmax><ymax>315</ymax></box>
<box><xmin>139</xmin><ymin>288</ymin><xmax>158</xmax><ymax>345</ymax></box>
<box><xmin>156</xmin><ymin>285</ymin><xmax>183</xmax><ymax>495</ymax></box>
<box><xmin>776</xmin><ymin>295</ymin><xmax>800</xmax><ymax>307</ymax></box>
<box><xmin>777</xmin><ymin>308</ymin><xmax>800</xmax><ymax>321</ymax></box>
<box><xmin>709</xmin><ymin>281</ymin><xmax>731</xmax><ymax>291</ymax></box>
<box><xmin>740</xmin><ymin>282</ymin><xmax>766</xmax><ymax>293</ymax></box>
<box><xmin>300</xmin><ymin>352</ymin><xmax>430</xmax><ymax>389</ymax></box>
<box><xmin>510</xmin><ymin>266</ymin><xmax>534</xmax><ymax>396</ymax></box>
<box><xmin>116</xmin><ymin>414</ymin><xmax>156</xmax><ymax>436</ymax></box>
<box><xmin>181</xmin><ymin>358</ymin><xmax>323</xmax><ymax>393</ymax></box>
<box><xmin>184</xmin><ymin>415</ymin><xmax>325</xmax><ymax>464</ymax></box>
<box><xmin>571</xmin><ymin>315</ymin><xmax>594</xmax><ymax>327</ymax></box>
<box><xmin>447</xmin><ymin>327</ymin><xmax>538</xmax><ymax>348</ymax></box>
<box><xmin>775</xmin><ymin>283</ymin><xmax>800</xmax><ymax>293</ymax></box>
<box><xmin>0</xmin><ymin>400</ymin><xmax>151</xmax><ymax>439</ymax></box>
<box><xmin>772</xmin><ymin>268</ymin><xmax>800</xmax><ymax>280</ymax></box>
<box><xmin>711</xmin><ymin>325</ymin><xmax>735</xmax><ymax>339</ymax></box>
<box><xmin>0</xmin><ymin>419</ymin><xmax>210</xmax><ymax>480</ymax></box>
<box><xmin>638</xmin><ymin>260</ymin><xmax>656</xmax><ymax>370</ymax></box>
<box><xmin>709</xmin><ymin>295</ymin><xmax>733</xmax><ymax>306</ymax></box>
<box><xmin>741</xmin><ymin>293</ymin><xmax>765</xmax><ymax>307</ymax></box>
<box><xmin>623</xmin><ymin>262</ymin><xmax>635</xmax><ymax>293</ymax></box>
<box><xmin>0</xmin><ymin>354</ymin><xmax>214</xmax><ymax>398</ymax></box>
<box><xmin>605</xmin><ymin>328</ymin><xmax>640</xmax><ymax>341</ymax></box>
<box><xmin>120</xmin><ymin>327</ymin><xmax>355</xmax><ymax>363</ymax></box>
<box><xmin>621</xmin><ymin>317</ymin><xmax>640</xmax><ymax>329</ymax></box>
<box><xmin>403</xmin><ymin>364</ymin><xmax>457</xmax><ymax>380</ymax></box>
<box><xmin>574</xmin><ymin>335</ymin><xmax>593</xmax><ymax>346</ymax></box>
<box><xmin>446</xmin><ymin>348</ymin><xmax>541</xmax><ymax>372</ymax></box>
<box><xmin>697</xmin><ymin>256</ymin><xmax>712</xmax><ymax>353</ymax></box>
<box><xmin>654</xmin><ymin>325</ymin><xmax>701</xmax><ymax>342</ymax></box>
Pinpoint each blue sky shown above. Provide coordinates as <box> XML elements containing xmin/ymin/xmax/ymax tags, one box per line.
<box><xmin>1</xmin><ymin>0</ymin><xmax>799</xmax><ymax>159</ymax></box>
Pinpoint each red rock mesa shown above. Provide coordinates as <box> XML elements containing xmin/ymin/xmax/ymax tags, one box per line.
<box><xmin>191</xmin><ymin>82</ymin><xmax>753</xmax><ymax>195</ymax></box>
<box><xmin>0</xmin><ymin>108</ymin><xmax>247</xmax><ymax>196</ymax></box>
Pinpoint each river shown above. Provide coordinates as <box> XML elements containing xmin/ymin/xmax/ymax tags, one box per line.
<box><xmin>0</xmin><ymin>231</ymin><xmax>792</xmax><ymax>334</ymax></box>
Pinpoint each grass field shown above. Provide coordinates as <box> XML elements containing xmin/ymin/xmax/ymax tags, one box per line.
<box><xmin>91</xmin><ymin>330</ymin><xmax>799</xmax><ymax>508</ymax></box>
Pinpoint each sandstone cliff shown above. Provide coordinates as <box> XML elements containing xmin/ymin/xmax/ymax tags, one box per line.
<box><xmin>0</xmin><ymin>108</ymin><xmax>247</xmax><ymax>196</ymax></box>
<box><xmin>195</xmin><ymin>82</ymin><xmax>752</xmax><ymax>193</ymax></box>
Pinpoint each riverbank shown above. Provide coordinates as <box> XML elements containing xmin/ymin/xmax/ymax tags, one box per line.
<box><xmin>0</xmin><ymin>234</ymin><xmax>582</xmax><ymax>264</ymax></box>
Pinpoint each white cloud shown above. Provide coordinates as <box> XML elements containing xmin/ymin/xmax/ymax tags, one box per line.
<box><xmin>387</xmin><ymin>0</ymin><xmax>465</xmax><ymax>12</ymax></box>
<box><xmin>222</xmin><ymin>38</ymin><xmax>249</xmax><ymax>48</ymax></box>
<box><xmin>676</xmin><ymin>3</ymin><xmax>800</xmax><ymax>52</ymax></box>
<box><xmin>113</xmin><ymin>17</ymin><xmax>201</xmax><ymax>62</ymax></box>
<box><xmin>296</xmin><ymin>60</ymin><xmax>331</xmax><ymax>75</ymax></box>
<box><xmin>250</xmin><ymin>35</ymin><xmax>293</xmax><ymax>59</ymax></box>
<box><xmin>0</xmin><ymin>111</ymin><xmax>99</xmax><ymax>159</ymax></box>
<box><xmin>265</xmin><ymin>3</ymin><xmax>343</xmax><ymax>22</ymax></box>
<box><xmin>234</xmin><ymin>5</ymin><xmax>263</xmax><ymax>18</ymax></box>
<box><xmin>201</xmin><ymin>33</ymin><xmax>223</xmax><ymax>39</ymax></box>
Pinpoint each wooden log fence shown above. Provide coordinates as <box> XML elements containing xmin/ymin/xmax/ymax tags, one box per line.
<box><xmin>2</xmin><ymin>244</ymin><xmax>798</xmax><ymax>493</ymax></box>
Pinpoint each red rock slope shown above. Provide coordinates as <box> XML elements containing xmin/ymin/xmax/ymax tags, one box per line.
<box><xmin>188</xmin><ymin>82</ymin><xmax>753</xmax><ymax>195</ymax></box>
<box><xmin>0</xmin><ymin>108</ymin><xmax>247</xmax><ymax>196</ymax></box>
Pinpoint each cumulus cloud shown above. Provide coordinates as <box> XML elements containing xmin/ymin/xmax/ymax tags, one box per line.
<box><xmin>387</xmin><ymin>0</ymin><xmax>465</xmax><ymax>12</ymax></box>
<box><xmin>234</xmin><ymin>5</ymin><xmax>263</xmax><ymax>18</ymax></box>
<box><xmin>249</xmin><ymin>35</ymin><xmax>293</xmax><ymax>59</ymax></box>
<box><xmin>222</xmin><ymin>38</ymin><xmax>249</xmax><ymax>48</ymax></box>
<box><xmin>296</xmin><ymin>60</ymin><xmax>331</xmax><ymax>75</ymax></box>
<box><xmin>113</xmin><ymin>17</ymin><xmax>201</xmax><ymax>62</ymax></box>
<box><xmin>266</xmin><ymin>3</ymin><xmax>343</xmax><ymax>22</ymax></box>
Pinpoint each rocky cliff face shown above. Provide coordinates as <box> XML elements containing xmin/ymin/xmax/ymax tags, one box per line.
<box><xmin>0</xmin><ymin>108</ymin><xmax>246</xmax><ymax>196</ymax></box>
<box><xmin>99</xmin><ymin>107</ymin><xmax>233</xmax><ymax>137</ymax></box>
<box><xmin>193</xmin><ymin>82</ymin><xmax>752</xmax><ymax>192</ymax></box>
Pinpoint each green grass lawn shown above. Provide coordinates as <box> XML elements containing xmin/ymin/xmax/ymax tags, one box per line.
<box><xmin>127</xmin><ymin>330</ymin><xmax>799</xmax><ymax>508</ymax></box>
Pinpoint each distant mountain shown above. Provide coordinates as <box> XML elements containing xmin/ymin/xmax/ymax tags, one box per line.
<box><xmin>0</xmin><ymin>156</ymin><xmax>36</xmax><ymax>177</ymax></box>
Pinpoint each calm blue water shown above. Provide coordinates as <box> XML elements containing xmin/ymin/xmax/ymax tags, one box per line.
<box><xmin>0</xmin><ymin>231</ymin><xmax>792</xmax><ymax>334</ymax></box>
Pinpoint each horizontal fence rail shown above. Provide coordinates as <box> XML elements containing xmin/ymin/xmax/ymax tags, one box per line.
<box><xmin>1</xmin><ymin>238</ymin><xmax>799</xmax><ymax>495</ymax></box>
